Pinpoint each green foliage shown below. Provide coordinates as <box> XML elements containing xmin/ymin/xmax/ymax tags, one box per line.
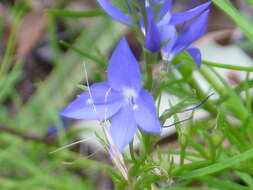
<box><xmin>46</xmin><ymin>9</ymin><xmax>105</xmax><ymax>18</ymax></box>
<box><xmin>211</xmin><ymin>0</ymin><xmax>253</xmax><ymax>42</ymax></box>
<box><xmin>1</xmin><ymin>0</ymin><xmax>253</xmax><ymax>189</ymax></box>
<box><xmin>0</xmin><ymin>136</ymin><xmax>93</xmax><ymax>190</ymax></box>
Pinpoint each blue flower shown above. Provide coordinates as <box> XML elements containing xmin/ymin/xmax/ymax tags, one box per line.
<box><xmin>161</xmin><ymin>9</ymin><xmax>210</xmax><ymax>68</ymax></box>
<box><xmin>61</xmin><ymin>38</ymin><xmax>162</xmax><ymax>151</ymax></box>
<box><xmin>96</xmin><ymin>0</ymin><xmax>211</xmax><ymax>58</ymax></box>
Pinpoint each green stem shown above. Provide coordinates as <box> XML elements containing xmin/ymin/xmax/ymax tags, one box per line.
<box><xmin>141</xmin><ymin>132</ymin><xmax>152</xmax><ymax>154</ymax></box>
<box><xmin>202</xmin><ymin>60</ymin><xmax>253</xmax><ymax>72</ymax></box>
<box><xmin>186</xmin><ymin>76</ymin><xmax>217</xmax><ymax>115</ymax></box>
<box><xmin>129</xmin><ymin>142</ymin><xmax>137</xmax><ymax>162</ymax></box>
<box><xmin>199</xmin><ymin>66</ymin><xmax>224</xmax><ymax>95</ymax></box>
<box><xmin>144</xmin><ymin>51</ymin><xmax>153</xmax><ymax>91</ymax></box>
<box><xmin>0</xmin><ymin>13</ymin><xmax>22</xmax><ymax>76</ymax></box>
<box><xmin>208</xmin><ymin>66</ymin><xmax>250</xmax><ymax>120</ymax></box>
<box><xmin>244</xmin><ymin>72</ymin><xmax>252</xmax><ymax>113</ymax></box>
<box><xmin>181</xmin><ymin>55</ymin><xmax>253</xmax><ymax>72</ymax></box>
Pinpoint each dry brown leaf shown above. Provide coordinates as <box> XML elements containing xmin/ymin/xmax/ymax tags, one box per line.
<box><xmin>16</xmin><ymin>10</ymin><xmax>48</xmax><ymax>59</ymax></box>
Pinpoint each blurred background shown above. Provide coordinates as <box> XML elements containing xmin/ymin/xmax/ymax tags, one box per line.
<box><xmin>0</xmin><ymin>0</ymin><xmax>253</xmax><ymax>189</ymax></box>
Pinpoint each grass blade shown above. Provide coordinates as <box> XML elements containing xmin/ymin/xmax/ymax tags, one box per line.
<box><xmin>46</xmin><ymin>9</ymin><xmax>105</xmax><ymax>18</ymax></box>
<box><xmin>181</xmin><ymin>147</ymin><xmax>253</xmax><ymax>179</ymax></box>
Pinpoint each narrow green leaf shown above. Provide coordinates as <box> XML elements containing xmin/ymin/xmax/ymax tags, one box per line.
<box><xmin>180</xmin><ymin>55</ymin><xmax>253</xmax><ymax>72</ymax></box>
<box><xmin>161</xmin><ymin>187</ymin><xmax>202</xmax><ymax>190</ymax></box>
<box><xmin>0</xmin><ymin>61</ymin><xmax>23</xmax><ymax>103</ymax></box>
<box><xmin>172</xmin><ymin>160</ymin><xmax>212</xmax><ymax>176</ymax></box>
<box><xmin>235</xmin><ymin>171</ymin><xmax>253</xmax><ymax>188</ymax></box>
<box><xmin>202</xmin><ymin>176</ymin><xmax>252</xmax><ymax>190</ymax></box>
<box><xmin>243</xmin><ymin>0</ymin><xmax>253</xmax><ymax>6</ymax></box>
<box><xmin>76</xmin><ymin>84</ymin><xmax>88</xmax><ymax>91</ymax></box>
<box><xmin>46</xmin><ymin>9</ymin><xmax>105</xmax><ymax>18</ymax></box>
<box><xmin>244</xmin><ymin>72</ymin><xmax>252</xmax><ymax>113</ymax></box>
<box><xmin>208</xmin><ymin>66</ymin><xmax>249</xmax><ymax>120</ymax></box>
<box><xmin>134</xmin><ymin>173</ymin><xmax>162</xmax><ymax>189</ymax></box>
<box><xmin>211</xmin><ymin>0</ymin><xmax>253</xmax><ymax>43</ymax></box>
<box><xmin>217</xmin><ymin>112</ymin><xmax>247</xmax><ymax>151</ymax></box>
<box><xmin>60</xmin><ymin>40</ymin><xmax>107</xmax><ymax>66</ymax></box>
<box><xmin>181</xmin><ymin>147</ymin><xmax>253</xmax><ymax>179</ymax></box>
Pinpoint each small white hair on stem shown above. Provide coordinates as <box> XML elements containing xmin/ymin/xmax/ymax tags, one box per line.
<box><xmin>82</xmin><ymin>61</ymin><xmax>129</xmax><ymax>180</ymax></box>
<box><xmin>50</xmin><ymin>138</ymin><xmax>93</xmax><ymax>154</ymax></box>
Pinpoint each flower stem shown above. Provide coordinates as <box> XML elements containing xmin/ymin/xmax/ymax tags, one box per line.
<box><xmin>202</xmin><ymin>61</ymin><xmax>253</xmax><ymax>72</ymax></box>
<box><xmin>181</xmin><ymin>55</ymin><xmax>253</xmax><ymax>72</ymax></box>
<box><xmin>129</xmin><ymin>141</ymin><xmax>137</xmax><ymax>162</ymax></box>
<box><xmin>144</xmin><ymin>51</ymin><xmax>154</xmax><ymax>91</ymax></box>
<box><xmin>199</xmin><ymin>65</ymin><xmax>224</xmax><ymax>95</ymax></box>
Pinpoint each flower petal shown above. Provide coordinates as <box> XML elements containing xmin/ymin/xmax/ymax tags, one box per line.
<box><xmin>83</xmin><ymin>82</ymin><xmax>123</xmax><ymax>104</ymax></box>
<box><xmin>108</xmin><ymin>38</ymin><xmax>142</xmax><ymax>92</ymax></box>
<box><xmin>61</xmin><ymin>82</ymin><xmax>123</xmax><ymax>120</ymax></box>
<box><xmin>145</xmin><ymin>17</ymin><xmax>161</xmax><ymax>52</ymax></box>
<box><xmin>157</xmin><ymin>12</ymin><xmax>171</xmax><ymax>27</ymax></box>
<box><xmin>110</xmin><ymin>104</ymin><xmax>137</xmax><ymax>151</ymax></box>
<box><xmin>160</xmin><ymin>24</ymin><xmax>177</xmax><ymax>55</ymax></box>
<box><xmin>157</xmin><ymin>0</ymin><xmax>173</xmax><ymax>20</ymax></box>
<box><xmin>153</xmin><ymin>0</ymin><xmax>160</xmax><ymax>5</ymax></box>
<box><xmin>169</xmin><ymin>2</ymin><xmax>211</xmax><ymax>25</ymax></box>
<box><xmin>171</xmin><ymin>10</ymin><xmax>209</xmax><ymax>56</ymax></box>
<box><xmin>186</xmin><ymin>46</ymin><xmax>202</xmax><ymax>68</ymax></box>
<box><xmin>133</xmin><ymin>90</ymin><xmax>162</xmax><ymax>134</ymax></box>
<box><xmin>139</xmin><ymin>5</ymin><xmax>155</xmax><ymax>34</ymax></box>
<box><xmin>61</xmin><ymin>99</ymin><xmax>122</xmax><ymax>121</ymax></box>
<box><xmin>97</xmin><ymin>0</ymin><xmax>132</xmax><ymax>25</ymax></box>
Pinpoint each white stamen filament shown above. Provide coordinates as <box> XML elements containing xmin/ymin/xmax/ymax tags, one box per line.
<box><xmin>103</xmin><ymin>87</ymin><xmax>112</xmax><ymax>120</ymax></box>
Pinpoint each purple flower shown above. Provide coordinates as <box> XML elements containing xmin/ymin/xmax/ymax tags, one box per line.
<box><xmin>96</xmin><ymin>0</ymin><xmax>211</xmax><ymax>57</ymax></box>
<box><xmin>61</xmin><ymin>38</ymin><xmax>162</xmax><ymax>151</ymax></box>
<box><xmin>161</xmin><ymin>10</ymin><xmax>210</xmax><ymax>68</ymax></box>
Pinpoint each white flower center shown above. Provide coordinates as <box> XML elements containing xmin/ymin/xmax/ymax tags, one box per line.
<box><xmin>122</xmin><ymin>87</ymin><xmax>137</xmax><ymax>102</ymax></box>
<box><xmin>161</xmin><ymin>50</ymin><xmax>173</xmax><ymax>62</ymax></box>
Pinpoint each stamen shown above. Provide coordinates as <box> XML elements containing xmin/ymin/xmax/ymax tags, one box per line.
<box><xmin>161</xmin><ymin>50</ymin><xmax>174</xmax><ymax>62</ymax></box>
<box><xmin>133</xmin><ymin>104</ymin><xmax>139</xmax><ymax>110</ymax></box>
<box><xmin>86</xmin><ymin>98</ymin><xmax>94</xmax><ymax>105</ymax></box>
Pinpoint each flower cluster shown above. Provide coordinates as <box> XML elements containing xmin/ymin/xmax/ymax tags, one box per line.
<box><xmin>97</xmin><ymin>0</ymin><xmax>211</xmax><ymax>67</ymax></box>
<box><xmin>61</xmin><ymin>0</ymin><xmax>211</xmax><ymax>151</ymax></box>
